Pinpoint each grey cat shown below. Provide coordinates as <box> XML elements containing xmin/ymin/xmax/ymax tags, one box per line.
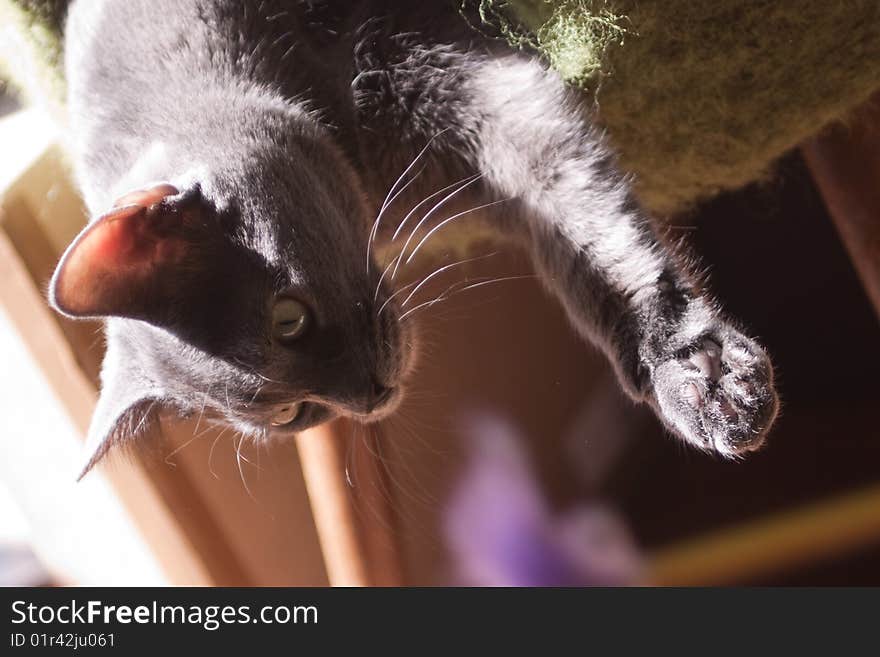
<box><xmin>50</xmin><ymin>0</ymin><xmax>778</xmax><ymax>477</ymax></box>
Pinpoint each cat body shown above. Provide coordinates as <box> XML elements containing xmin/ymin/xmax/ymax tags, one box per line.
<box><xmin>53</xmin><ymin>0</ymin><xmax>778</xmax><ymax>475</ymax></box>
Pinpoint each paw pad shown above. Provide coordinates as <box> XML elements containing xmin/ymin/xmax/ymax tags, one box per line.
<box><xmin>650</xmin><ymin>328</ymin><xmax>778</xmax><ymax>457</ymax></box>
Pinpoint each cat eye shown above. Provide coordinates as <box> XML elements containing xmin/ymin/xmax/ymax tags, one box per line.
<box><xmin>271</xmin><ymin>402</ymin><xmax>302</xmax><ymax>426</ymax></box>
<box><xmin>272</xmin><ymin>298</ymin><xmax>310</xmax><ymax>341</ymax></box>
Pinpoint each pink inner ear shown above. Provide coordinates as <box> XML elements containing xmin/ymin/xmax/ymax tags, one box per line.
<box><xmin>83</xmin><ymin>204</ymin><xmax>148</xmax><ymax>263</ymax></box>
<box><xmin>51</xmin><ymin>205</ymin><xmax>148</xmax><ymax>316</ymax></box>
<box><xmin>50</xmin><ymin>183</ymin><xmax>186</xmax><ymax>318</ymax></box>
<box><xmin>79</xmin><ymin>182</ymin><xmax>182</xmax><ymax>265</ymax></box>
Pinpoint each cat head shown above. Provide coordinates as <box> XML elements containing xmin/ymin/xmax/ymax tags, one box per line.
<box><xmin>50</xmin><ymin>130</ymin><xmax>415</xmax><ymax>478</ymax></box>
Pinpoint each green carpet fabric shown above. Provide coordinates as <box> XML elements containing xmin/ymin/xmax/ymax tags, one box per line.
<box><xmin>0</xmin><ymin>0</ymin><xmax>66</xmax><ymax>117</ymax></box>
<box><xmin>477</xmin><ymin>0</ymin><xmax>880</xmax><ymax>213</ymax></box>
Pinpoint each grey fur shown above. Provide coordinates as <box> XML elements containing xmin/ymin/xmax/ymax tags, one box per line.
<box><xmin>53</xmin><ymin>0</ymin><xmax>778</xmax><ymax>475</ymax></box>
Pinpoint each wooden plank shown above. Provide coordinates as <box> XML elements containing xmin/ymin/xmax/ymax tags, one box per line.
<box><xmin>296</xmin><ymin>421</ymin><xmax>405</xmax><ymax>586</ymax></box>
<box><xmin>0</xmin><ymin>223</ymin><xmax>216</xmax><ymax>585</ymax></box>
<box><xmin>296</xmin><ymin>426</ymin><xmax>372</xmax><ymax>586</ymax></box>
<box><xmin>0</xmin><ymin>159</ymin><xmax>253</xmax><ymax>585</ymax></box>
<box><xmin>801</xmin><ymin>93</ymin><xmax>880</xmax><ymax>319</ymax></box>
<box><xmin>350</xmin><ymin>427</ymin><xmax>406</xmax><ymax>586</ymax></box>
<box><xmin>1</xmin><ymin>194</ymin><xmax>102</xmax><ymax>383</ymax></box>
<box><xmin>650</xmin><ymin>483</ymin><xmax>880</xmax><ymax>585</ymax></box>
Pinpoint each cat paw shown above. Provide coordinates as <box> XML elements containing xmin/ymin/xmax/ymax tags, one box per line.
<box><xmin>649</xmin><ymin>330</ymin><xmax>779</xmax><ymax>457</ymax></box>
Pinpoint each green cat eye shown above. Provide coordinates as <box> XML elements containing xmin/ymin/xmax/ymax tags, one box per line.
<box><xmin>272</xmin><ymin>298</ymin><xmax>310</xmax><ymax>341</ymax></box>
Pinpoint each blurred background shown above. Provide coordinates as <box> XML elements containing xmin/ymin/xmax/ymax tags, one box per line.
<box><xmin>2</xmin><ymin>2</ymin><xmax>880</xmax><ymax>587</ymax></box>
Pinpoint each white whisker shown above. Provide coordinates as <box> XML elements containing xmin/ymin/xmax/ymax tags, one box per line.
<box><xmin>164</xmin><ymin>431</ymin><xmax>205</xmax><ymax>466</ymax></box>
<box><xmin>132</xmin><ymin>402</ymin><xmax>155</xmax><ymax>436</ymax></box>
<box><xmin>232</xmin><ymin>357</ymin><xmax>285</xmax><ymax>385</ymax></box>
<box><xmin>208</xmin><ymin>426</ymin><xmax>230</xmax><ymax>479</ymax></box>
<box><xmin>400</xmin><ymin>252</ymin><xmax>497</xmax><ymax>308</ymax></box>
<box><xmin>369</xmin><ymin>163</ymin><xmax>426</xmax><ymax>251</ymax></box>
<box><xmin>391</xmin><ymin>173</ymin><xmax>484</xmax><ymax>280</ymax></box>
<box><xmin>390</xmin><ymin>173</ymin><xmax>481</xmax><ymax>242</ymax></box>
<box><xmin>235</xmin><ymin>433</ymin><xmax>257</xmax><ymax>502</ymax></box>
<box><xmin>246</xmin><ymin>383</ymin><xmax>264</xmax><ymax>408</ymax></box>
<box><xmin>366</xmin><ymin>128</ymin><xmax>449</xmax><ymax>272</ymax></box>
<box><xmin>193</xmin><ymin>387</ymin><xmax>211</xmax><ymax>437</ymax></box>
<box><xmin>373</xmin><ymin>258</ymin><xmax>397</xmax><ymax>305</ymax></box>
<box><xmin>377</xmin><ymin>280</ymin><xmax>419</xmax><ymax>316</ymax></box>
<box><xmin>236</xmin><ymin>446</ymin><xmax>261</xmax><ymax>469</ymax></box>
<box><xmin>397</xmin><ymin>274</ymin><xmax>536</xmax><ymax>322</ymax></box>
<box><xmin>345</xmin><ymin>425</ymin><xmax>359</xmax><ymax>490</ymax></box>
<box><xmin>405</xmin><ymin>198</ymin><xmax>510</xmax><ymax>266</ymax></box>
<box><xmin>396</xmin><ymin>287</ymin><xmax>460</xmax><ymax>322</ymax></box>
<box><xmin>449</xmin><ymin>274</ymin><xmax>537</xmax><ymax>295</ymax></box>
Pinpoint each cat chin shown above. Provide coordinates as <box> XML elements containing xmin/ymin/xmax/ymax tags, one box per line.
<box><xmin>242</xmin><ymin>390</ymin><xmax>405</xmax><ymax>439</ymax></box>
<box><xmin>248</xmin><ymin>395</ymin><xmax>403</xmax><ymax>440</ymax></box>
<box><xmin>221</xmin><ymin>402</ymin><xmax>336</xmax><ymax>441</ymax></box>
<box><xmin>285</xmin><ymin>402</ymin><xmax>336</xmax><ymax>432</ymax></box>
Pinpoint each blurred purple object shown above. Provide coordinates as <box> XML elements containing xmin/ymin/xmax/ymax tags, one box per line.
<box><xmin>445</xmin><ymin>414</ymin><xmax>643</xmax><ymax>586</ymax></box>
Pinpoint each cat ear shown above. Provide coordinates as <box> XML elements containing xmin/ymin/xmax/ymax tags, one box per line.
<box><xmin>49</xmin><ymin>183</ymin><xmax>199</xmax><ymax>321</ymax></box>
<box><xmin>79</xmin><ymin>396</ymin><xmax>159</xmax><ymax>480</ymax></box>
<box><xmin>78</xmin><ymin>337</ymin><xmax>163</xmax><ymax>480</ymax></box>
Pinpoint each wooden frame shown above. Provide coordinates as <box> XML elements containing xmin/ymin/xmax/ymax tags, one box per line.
<box><xmin>801</xmin><ymin>93</ymin><xmax>880</xmax><ymax>320</ymax></box>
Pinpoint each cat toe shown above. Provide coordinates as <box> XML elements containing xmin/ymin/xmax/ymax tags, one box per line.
<box><xmin>687</xmin><ymin>339</ymin><xmax>722</xmax><ymax>379</ymax></box>
<box><xmin>651</xmin><ymin>329</ymin><xmax>779</xmax><ymax>457</ymax></box>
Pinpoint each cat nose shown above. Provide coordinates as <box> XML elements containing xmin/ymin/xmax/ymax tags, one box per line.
<box><xmin>368</xmin><ymin>381</ymin><xmax>394</xmax><ymax>411</ymax></box>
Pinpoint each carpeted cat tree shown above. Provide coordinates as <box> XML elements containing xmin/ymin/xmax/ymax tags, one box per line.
<box><xmin>473</xmin><ymin>0</ymin><xmax>880</xmax><ymax>214</ymax></box>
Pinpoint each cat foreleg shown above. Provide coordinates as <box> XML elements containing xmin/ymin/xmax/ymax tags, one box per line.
<box><xmin>469</xmin><ymin>56</ymin><xmax>779</xmax><ymax>456</ymax></box>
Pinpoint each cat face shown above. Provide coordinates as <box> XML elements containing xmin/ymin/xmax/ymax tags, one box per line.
<box><xmin>51</xmin><ymin>132</ymin><xmax>414</xmax><ymax>477</ymax></box>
